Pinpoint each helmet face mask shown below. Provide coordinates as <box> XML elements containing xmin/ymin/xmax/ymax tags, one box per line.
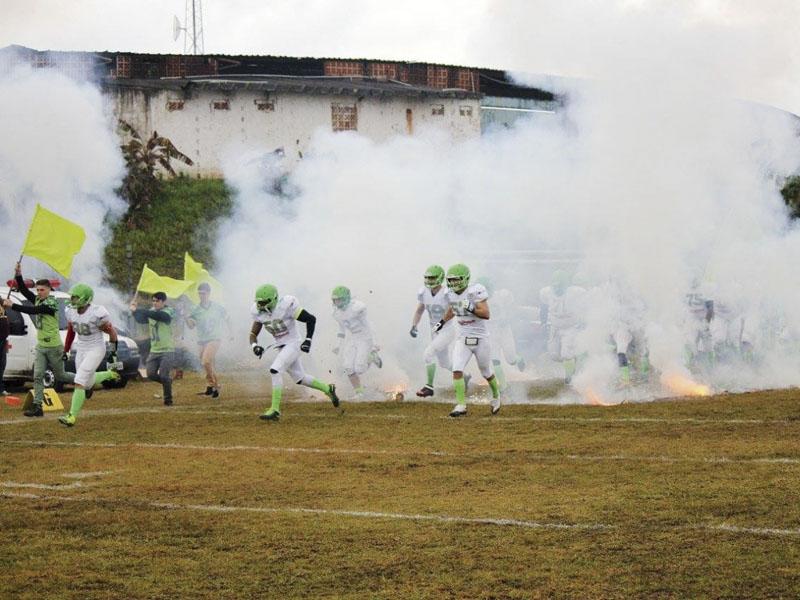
<box><xmin>331</xmin><ymin>286</ymin><xmax>351</xmax><ymax>309</ymax></box>
<box><xmin>68</xmin><ymin>283</ymin><xmax>93</xmax><ymax>309</ymax></box>
<box><xmin>424</xmin><ymin>265</ymin><xmax>445</xmax><ymax>289</ymax></box>
<box><xmin>255</xmin><ymin>284</ymin><xmax>278</xmax><ymax>312</ymax></box>
<box><xmin>446</xmin><ymin>264</ymin><xmax>470</xmax><ymax>294</ymax></box>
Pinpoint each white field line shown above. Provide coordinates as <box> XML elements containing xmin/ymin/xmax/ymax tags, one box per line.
<box><xmin>3</xmin><ymin>439</ymin><xmax>800</xmax><ymax>466</ymax></box>
<box><xmin>2</xmin><ymin>490</ymin><xmax>799</xmax><ymax>538</ymax></box>
<box><xmin>1</xmin><ymin>481</ymin><xmax>85</xmax><ymax>490</ymax></box>
<box><xmin>61</xmin><ymin>471</ymin><xmax>116</xmax><ymax>479</ymax></box>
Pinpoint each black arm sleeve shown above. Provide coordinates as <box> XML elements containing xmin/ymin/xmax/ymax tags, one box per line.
<box><xmin>296</xmin><ymin>309</ymin><xmax>316</xmax><ymax>339</ymax></box>
<box><xmin>15</xmin><ymin>275</ymin><xmax>35</xmax><ymax>303</ymax></box>
<box><xmin>133</xmin><ymin>308</ymin><xmax>172</xmax><ymax>324</ymax></box>
<box><xmin>11</xmin><ymin>303</ymin><xmax>56</xmax><ymax>316</ymax></box>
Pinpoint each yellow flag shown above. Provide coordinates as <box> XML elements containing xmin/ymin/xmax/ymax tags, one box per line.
<box><xmin>21</xmin><ymin>204</ymin><xmax>86</xmax><ymax>278</ymax></box>
<box><xmin>184</xmin><ymin>252</ymin><xmax>223</xmax><ymax>304</ymax></box>
<box><xmin>136</xmin><ymin>264</ymin><xmax>194</xmax><ymax>299</ymax></box>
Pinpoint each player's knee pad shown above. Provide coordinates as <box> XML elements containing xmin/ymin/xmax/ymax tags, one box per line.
<box><xmin>492</xmin><ymin>359</ymin><xmax>501</xmax><ymax>366</ymax></box>
<box><xmin>270</xmin><ymin>368</ymin><xmax>279</xmax><ymax>375</ymax></box>
<box><xmin>617</xmin><ymin>353</ymin><xmax>629</xmax><ymax>367</ymax></box>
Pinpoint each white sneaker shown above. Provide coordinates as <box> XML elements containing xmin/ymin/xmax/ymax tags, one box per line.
<box><xmin>449</xmin><ymin>404</ymin><xmax>467</xmax><ymax>417</ymax></box>
<box><xmin>490</xmin><ymin>398</ymin><xmax>501</xmax><ymax>415</ymax></box>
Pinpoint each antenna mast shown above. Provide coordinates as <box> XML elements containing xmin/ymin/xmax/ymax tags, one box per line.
<box><xmin>183</xmin><ymin>0</ymin><xmax>205</xmax><ymax>55</ymax></box>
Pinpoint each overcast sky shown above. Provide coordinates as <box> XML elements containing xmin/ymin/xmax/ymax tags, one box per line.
<box><xmin>2</xmin><ymin>0</ymin><xmax>799</xmax><ymax>115</ymax></box>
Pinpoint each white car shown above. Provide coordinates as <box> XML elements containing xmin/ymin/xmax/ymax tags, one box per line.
<box><xmin>1</xmin><ymin>284</ymin><xmax>139</xmax><ymax>389</ymax></box>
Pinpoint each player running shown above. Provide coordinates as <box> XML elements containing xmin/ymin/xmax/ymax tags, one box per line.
<box><xmin>432</xmin><ymin>264</ymin><xmax>501</xmax><ymax>417</ymax></box>
<box><xmin>58</xmin><ymin>284</ymin><xmax>121</xmax><ymax>427</ymax></box>
<box><xmin>540</xmin><ymin>271</ymin><xmax>587</xmax><ymax>384</ymax></box>
<box><xmin>250</xmin><ymin>284</ymin><xmax>339</xmax><ymax>421</ymax></box>
<box><xmin>331</xmin><ymin>286</ymin><xmax>382</xmax><ymax>399</ymax></box>
<box><xmin>131</xmin><ymin>292</ymin><xmax>177</xmax><ymax>406</ymax></box>
<box><xmin>410</xmin><ymin>265</ymin><xmax>456</xmax><ymax>397</ymax></box>
<box><xmin>476</xmin><ymin>277</ymin><xmax>525</xmax><ymax>391</ymax></box>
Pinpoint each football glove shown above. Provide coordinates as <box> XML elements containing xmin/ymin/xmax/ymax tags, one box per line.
<box><xmin>432</xmin><ymin>320</ymin><xmax>445</xmax><ymax>333</ymax></box>
<box><xmin>252</xmin><ymin>344</ymin><xmax>264</xmax><ymax>358</ymax></box>
<box><xmin>461</xmin><ymin>299</ymin><xmax>475</xmax><ymax>313</ymax></box>
<box><xmin>62</xmin><ymin>352</ymin><xmax>69</xmax><ymax>362</ymax></box>
<box><xmin>409</xmin><ymin>326</ymin><xmax>418</xmax><ymax>338</ymax></box>
<box><xmin>300</xmin><ymin>338</ymin><xmax>312</xmax><ymax>353</ymax></box>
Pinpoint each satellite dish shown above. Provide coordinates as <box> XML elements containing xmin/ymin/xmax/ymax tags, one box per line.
<box><xmin>172</xmin><ymin>15</ymin><xmax>182</xmax><ymax>42</ymax></box>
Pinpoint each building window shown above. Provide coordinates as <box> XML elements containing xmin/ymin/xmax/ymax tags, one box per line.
<box><xmin>431</xmin><ymin>104</ymin><xmax>444</xmax><ymax>116</ymax></box>
<box><xmin>459</xmin><ymin>105</ymin><xmax>473</xmax><ymax>117</ymax></box>
<box><xmin>167</xmin><ymin>99</ymin><xmax>185</xmax><ymax>111</ymax></box>
<box><xmin>212</xmin><ymin>99</ymin><xmax>230</xmax><ymax>110</ymax></box>
<box><xmin>254</xmin><ymin>98</ymin><xmax>275</xmax><ymax>112</ymax></box>
<box><xmin>331</xmin><ymin>104</ymin><xmax>357</xmax><ymax>132</ymax></box>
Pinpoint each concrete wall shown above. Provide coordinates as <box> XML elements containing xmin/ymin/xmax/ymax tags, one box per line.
<box><xmin>107</xmin><ymin>86</ymin><xmax>481</xmax><ymax>176</ymax></box>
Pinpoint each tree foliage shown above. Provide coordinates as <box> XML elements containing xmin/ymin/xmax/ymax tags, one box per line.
<box><xmin>117</xmin><ymin>120</ymin><xmax>194</xmax><ymax>228</ymax></box>
<box><xmin>781</xmin><ymin>175</ymin><xmax>800</xmax><ymax>219</ymax></box>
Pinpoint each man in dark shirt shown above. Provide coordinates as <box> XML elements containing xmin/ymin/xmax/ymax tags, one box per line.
<box><xmin>1</xmin><ymin>263</ymin><xmax>74</xmax><ymax>416</ymax></box>
<box><xmin>131</xmin><ymin>291</ymin><xmax>176</xmax><ymax>405</ymax></box>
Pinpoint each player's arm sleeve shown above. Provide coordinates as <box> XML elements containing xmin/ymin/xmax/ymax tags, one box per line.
<box><xmin>15</xmin><ymin>275</ymin><xmax>36</xmax><ymax>303</ymax></box>
<box><xmin>249</xmin><ymin>321</ymin><xmax>262</xmax><ymax>344</ymax></box>
<box><xmin>132</xmin><ymin>308</ymin><xmax>149</xmax><ymax>324</ymax></box>
<box><xmin>64</xmin><ymin>323</ymin><xmax>75</xmax><ymax>353</ymax></box>
<box><xmin>296</xmin><ymin>309</ymin><xmax>316</xmax><ymax>339</ymax></box>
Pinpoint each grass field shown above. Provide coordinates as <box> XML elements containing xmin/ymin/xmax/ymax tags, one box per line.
<box><xmin>1</xmin><ymin>373</ymin><xmax>799</xmax><ymax>599</ymax></box>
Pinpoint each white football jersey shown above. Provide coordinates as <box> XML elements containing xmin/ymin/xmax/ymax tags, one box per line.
<box><xmin>250</xmin><ymin>295</ymin><xmax>302</xmax><ymax>345</ymax></box>
<box><xmin>416</xmin><ymin>286</ymin><xmax>451</xmax><ymax>328</ymax></box>
<box><xmin>66</xmin><ymin>304</ymin><xmax>111</xmax><ymax>350</ymax></box>
<box><xmin>333</xmin><ymin>299</ymin><xmax>372</xmax><ymax>339</ymax></box>
<box><xmin>446</xmin><ymin>283</ymin><xmax>490</xmax><ymax>338</ymax></box>
<box><xmin>540</xmin><ymin>285</ymin><xmax>586</xmax><ymax>330</ymax></box>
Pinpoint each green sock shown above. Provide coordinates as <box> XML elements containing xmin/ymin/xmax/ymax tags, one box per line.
<box><xmin>355</xmin><ymin>386</ymin><xmax>364</xmax><ymax>394</ymax></box>
<box><xmin>271</xmin><ymin>386</ymin><xmax>282</xmax><ymax>412</ymax></box>
<box><xmin>426</xmin><ymin>364</ymin><xmax>436</xmax><ymax>387</ymax></box>
<box><xmin>94</xmin><ymin>370</ymin><xmax>117</xmax><ymax>386</ymax></box>
<box><xmin>488</xmin><ymin>376</ymin><xmax>500</xmax><ymax>399</ymax></box>
<box><xmin>454</xmin><ymin>378</ymin><xmax>466</xmax><ymax>405</ymax></box>
<box><xmin>619</xmin><ymin>365</ymin><xmax>630</xmax><ymax>383</ymax></box>
<box><xmin>493</xmin><ymin>360</ymin><xmax>506</xmax><ymax>389</ymax></box>
<box><xmin>309</xmin><ymin>379</ymin><xmax>330</xmax><ymax>394</ymax></box>
<box><xmin>69</xmin><ymin>388</ymin><xmax>87</xmax><ymax>417</ymax></box>
<box><xmin>564</xmin><ymin>359</ymin><xmax>577</xmax><ymax>380</ymax></box>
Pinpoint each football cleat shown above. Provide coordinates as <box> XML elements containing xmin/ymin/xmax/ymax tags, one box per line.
<box><xmin>24</xmin><ymin>405</ymin><xmax>44</xmax><ymax>418</ymax></box>
<box><xmin>259</xmin><ymin>410</ymin><xmax>280</xmax><ymax>421</ymax></box>
<box><xmin>327</xmin><ymin>384</ymin><xmax>340</xmax><ymax>408</ymax></box>
<box><xmin>163</xmin><ymin>398</ymin><xmax>173</xmax><ymax>406</ymax></box>
<box><xmin>85</xmin><ymin>387</ymin><xmax>94</xmax><ymax>400</ymax></box>
<box><xmin>416</xmin><ymin>385</ymin><xmax>434</xmax><ymax>398</ymax></box>
<box><xmin>449</xmin><ymin>404</ymin><xmax>467</xmax><ymax>418</ymax></box>
<box><xmin>490</xmin><ymin>398</ymin><xmax>501</xmax><ymax>415</ymax></box>
<box><xmin>198</xmin><ymin>386</ymin><xmax>213</xmax><ymax>396</ymax></box>
<box><xmin>211</xmin><ymin>388</ymin><xmax>219</xmax><ymax>399</ymax></box>
<box><xmin>58</xmin><ymin>414</ymin><xmax>76</xmax><ymax>427</ymax></box>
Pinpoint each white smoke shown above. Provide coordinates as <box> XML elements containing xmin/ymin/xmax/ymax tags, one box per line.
<box><xmin>214</xmin><ymin>2</ymin><xmax>800</xmax><ymax>403</ymax></box>
<box><xmin>0</xmin><ymin>63</ymin><xmax>126</xmax><ymax>301</ymax></box>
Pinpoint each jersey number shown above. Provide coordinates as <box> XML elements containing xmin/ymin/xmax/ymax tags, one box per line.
<box><xmin>265</xmin><ymin>320</ymin><xmax>288</xmax><ymax>336</ymax></box>
<box><xmin>76</xmin><ymin>323</ymin><xmax>92</xmax><ymax>336</ymax></box>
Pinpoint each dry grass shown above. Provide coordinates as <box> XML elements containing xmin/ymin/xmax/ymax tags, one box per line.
<box><xmin>1</xmin><ymin>372</ymin><xmax>799</xmax><ymax>598</ymax></box>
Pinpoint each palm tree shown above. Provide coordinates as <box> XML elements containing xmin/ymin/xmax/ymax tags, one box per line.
<box><xmin>118</xmin><ymin>120</ymin><xmax>194</xmax><ymax>227</ymax></box>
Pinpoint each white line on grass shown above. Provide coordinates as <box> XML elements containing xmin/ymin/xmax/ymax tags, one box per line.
<box><xmin>2</xmin><ymin>490</ymin><xmax>799</xmax><ymax>538</ymax></box>
<box><xmin>3</xmin><ymin>439</ymin><xmax>799</xmax><ymax>465</ymax></box>
<box><xmin>1</xmin><ymin>481</ymin><xmax>85</xmax><ymax>490</ymax></box>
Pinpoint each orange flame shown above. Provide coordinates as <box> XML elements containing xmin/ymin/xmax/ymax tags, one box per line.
<box><xmin>660</xmin><ymin>373</ymin><xmax>711</xmax><ymax>397</ymax></box>
<box><xmin>585</xmin><ymin>388</ymin><xmax>612</xmax><ymax>406</ymax></box>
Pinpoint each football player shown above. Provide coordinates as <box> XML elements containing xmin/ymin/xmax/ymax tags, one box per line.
<box><xmin>410</xmin><ymin>265</ymin><xmax>455</xmax><ymax>397</ymax></box>
<box><xmin>58</xmin><ymin>284</ymin><xmax>121</xmax><ymax>427</ymax></box>
<box><xmin>433</xmin><ymin>264</ymin><xmax>501</xmax><ymax>417</ymax></box>
<box><xmin>250</xmin><ymin>284</ymin><xmax>339</xmax><ymax>420</ymax></box>
<box><xmin>332</xmin><ymin>286</ymin><xmax>381</xmax><ymax>399</ymax></box>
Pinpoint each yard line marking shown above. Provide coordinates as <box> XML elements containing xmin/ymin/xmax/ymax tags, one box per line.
<box><xmin>2</xmin><ymin>490</ymin><xmax>799</xmax><ymax>538</ymax></box>
<box><xmin>3</xmin><ymin>440</ymin><xmax>798</xmax><ymax>465</ymax></box>
<box><xmin>1</xmin><ymin>481</ymin><xmax>85</xmax><ymax>490</ymax></box>
<box><xmin>61</xmin><ymin>471</ymin><xmax>116</xmax><ymax>479</ymax></box>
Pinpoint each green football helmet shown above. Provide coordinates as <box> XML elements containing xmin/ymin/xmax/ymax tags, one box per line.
<box><xmin>68</xmin><ymin>283</ymin><xmax>93</xmax><ymax>309</ymax></box>
<box><xmin>331</xmin><ymin>285</ymin><xmax>351</xmax><ymax>309</ymax></box>
<box><xmin>424</xmin><ymin>265</ymin><xmax>445</xmax><ymax>288</ymax></box>
<box><xmin>255</xmin><ymin>284</ymin><xmax>278</xmax><ymax>312</ymax></box>
<box><xmin>475</xmin><ymin>276</ymin><xmax>493</xmax><ymax>298</ymax></box>
<box><xmin>446</xmin><ymin>264</ymin><xmax>470</xmax><ymax>293</ymax></box>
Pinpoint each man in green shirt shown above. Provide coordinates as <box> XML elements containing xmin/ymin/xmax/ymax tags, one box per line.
<box><xmin>186</xmin><ymin>282</ymin><xmax>230</xmax><ymax>398</ymax></box>
<box><xmin>131</xmin><ymin>291</ymin><xmax>175</xmax><ymax>405</ymax></box>
<box><xmin>2</xmin><ymin>263</ymin><xmax>74</xmax><ymax>417</ymax></box>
